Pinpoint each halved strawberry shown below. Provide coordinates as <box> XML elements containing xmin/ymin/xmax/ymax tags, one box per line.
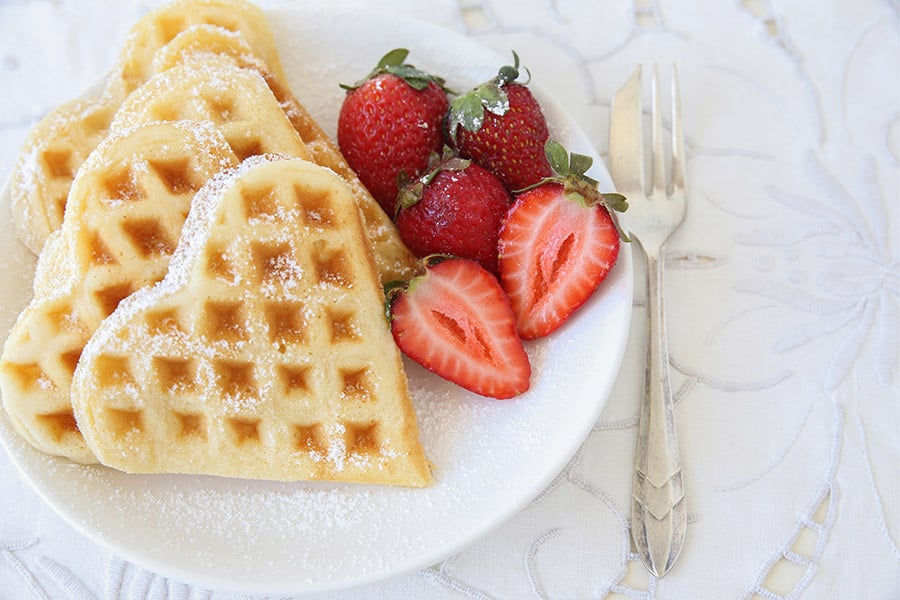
<box><xmin>498</xmin><ymin>141</ymin><xmax>628</xmax><ymax>340</ymax></box>
<box><xmin>387</xmin><ymin>257</ymin><xmax>531</xmax><ymax>399</ymax></box>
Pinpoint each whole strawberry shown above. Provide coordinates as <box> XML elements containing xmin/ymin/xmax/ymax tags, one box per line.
<box><xmin>338</xmin><ymin>48</ymin><xmax>449</xmax><ymax>215</ymax></box>
<box><xmin>395</xmin><ymin>151</ymin><xmax>512</xmax><ymax>275</ymax></box>
<box><xmin>445</xmin><ymin>52</ymin><xmax>552</xmax><ymax>192</ymax></box>
<box><xmin>499</xmin><ymin>140</ymin><xmax>628</xmax><ymax>340</ymax></box>
<box><xmin>387</xmin><ymin>256</ymin><xmax>531</xmax><ymax>399</ymax></box>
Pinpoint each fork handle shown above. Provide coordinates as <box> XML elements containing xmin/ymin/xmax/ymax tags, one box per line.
<box><xmin>631</xmin><ymin>248</ymin><xmax>687</xmax><ymax>577</ymax></box>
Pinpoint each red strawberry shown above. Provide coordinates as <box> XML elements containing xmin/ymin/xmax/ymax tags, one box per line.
<box><xmin>445</xmin><ymin>52</ymin><xmax>552</xmax><ymax>192</ymax></box>
<box><xmin>498</xmin><ymin>140</ymin><xmax>628</xmax><ymax>340</ymax></box>
<box><xmin>338</xmin><ymin>48</ymin><xmax>449</xmax><ymax>214</ymax></box>
<box><xmin>395</xmin><ymin>151</ymin><xmax>512</xmax><ymax>275</ymax></box>
<box><xmin>387</xmin><ymin>257</ymin><xmax>531</xmax><ymax>399</ymax></box>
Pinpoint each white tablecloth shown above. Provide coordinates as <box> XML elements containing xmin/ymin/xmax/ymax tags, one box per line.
<box><xmin>1</xmin><ymin>0</ymin><xmax>897</xmax><ymax>598</ymax></box>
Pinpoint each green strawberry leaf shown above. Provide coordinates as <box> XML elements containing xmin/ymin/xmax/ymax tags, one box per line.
<box><xmin>479</xmin><ymin>82</ymin><xmax>509</xmax><ymax>116</ymax></box>
<box><xmin>446</xmin><ymin>51</ymin><xmax>530</xmax><ymax>139</ymax></box>
<box><xmin>385</xmin><ymin>63</ymin><xmax>443</xmax><ymax>91</ymax></box>
<box><xmin>377</xmin><ymin>48</ymin><xmax>409</xmax><ymax>69</ymax></box>
<box><xmin>341</xmin><ymin>48</ymin><xmax>447</xmax><ymax>91</ymax></box>
<box><xmin>396</xmin><ymin>151</ymin><xmax>471</xmax><ymax>212</ymax></box>
<box><xmin>569</xmin><ymin>152</ymin><xmax>593</xmax><ymax>177</ymax></box>
<box><xmin>397</xmin><ymin>181</ymin><xmax>426</xmax><ymax>210</ymax></box>
<box><xmin>602</xmin><ymin>192</ymin><xmax>629</xmax><ymax>213</ymax></box>
<box><xmin>447</xmin><ymin>94</ymin><xmax>486</xmax><ymax>141</ymax></box>
<box><xmin>545</xmin><ymin>139</ymin><xmax>569</xmax><ymax>175</ymax></box>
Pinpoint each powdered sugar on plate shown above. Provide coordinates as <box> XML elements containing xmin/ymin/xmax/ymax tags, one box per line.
<box><xmin>0</xmin><ymin>6</ymin><xmax>633</xmax><ymax>596</ymax></box>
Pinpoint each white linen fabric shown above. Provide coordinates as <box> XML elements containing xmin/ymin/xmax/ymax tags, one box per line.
<box><xmin>0</xmin><ymin>0</ymin><xmax>897</xmax><ymax>598</ymax></box>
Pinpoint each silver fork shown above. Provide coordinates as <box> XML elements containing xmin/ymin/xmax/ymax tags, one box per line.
<box><xmin>608</xmin><ymin>65</ymin><xmax>687</xmax><ymax>577</ymax></box>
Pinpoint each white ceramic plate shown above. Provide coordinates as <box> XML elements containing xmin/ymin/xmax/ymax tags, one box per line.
<box><xmin>0</xmin><ymin>6</ymin><xmax>632</xmax><ymax>595</ymax></box>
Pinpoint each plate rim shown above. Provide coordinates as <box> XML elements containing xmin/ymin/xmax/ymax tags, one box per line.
<box><xmin>0</xmin><ymin>6</ymin><xmax>634</xmax><ymax>595</ymax></box>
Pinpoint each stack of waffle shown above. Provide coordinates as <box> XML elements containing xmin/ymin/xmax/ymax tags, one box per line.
<box><xmin>0</xmin><ymin>0</ymin><xmax>431</xmax><ymax>487</ymax></box>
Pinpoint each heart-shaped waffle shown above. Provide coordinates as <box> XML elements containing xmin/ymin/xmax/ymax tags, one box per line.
<box><xmin>149</xmin><ymin>25</ymin><xmax>418</xmax><ymax>282</ymax></box>
<box><xmin>0</xmin><ymin>121</ymin><xmax>239</xmax><ymax>463</ymax></box>
<box><xmin>112</xmin><ymin>50</ymin><xmax>417</xmax><ymax>282</ymax></box>
<box><xmin>109</xmin><ymin>59</ymin><xmax>313</xmax><ymax>164</ymax></box>
<box><xmin>9</xmin><ymin>0</ymin><xmax>285</xmax><ymax>255</ymax></box>
<box><xmin>70</xmin><ymin>156</ymin><xmax>433</xmax><ymax>486</ymax></box>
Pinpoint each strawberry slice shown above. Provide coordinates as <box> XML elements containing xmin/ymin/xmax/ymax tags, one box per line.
<box><xmin>498</xmin><ymin>141</ymin><xmax>628</xmax><ymax>340</ymax></box>
<box><xmin>388</xmin><ymin>257</ymin><xmax>531</xmax><ymax>399</ymax></box>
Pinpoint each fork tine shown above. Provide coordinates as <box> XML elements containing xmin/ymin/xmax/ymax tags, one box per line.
<box><xmin>650</xmin><ymin>65</ymin><xmax>666</xmax><ymax>198</ymax></box>
<box><xmin>670</xmin><ymin>66</ymin><xmax>686</xmax><ymax>195</ymax></box>
<box><xmin>608</xmin><ymin>65</ymin><xmax>644</xmax><ymax>195</ymax></box>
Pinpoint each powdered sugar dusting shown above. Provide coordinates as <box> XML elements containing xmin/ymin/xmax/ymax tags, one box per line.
<box><xmin>325</xmin><ymin>422</ymin><xmax>347</xmax><ymax>472</ymax></box>
<box><xmin>75</xmin><ymin>138</ymin><xmax>555</xmax><ymax>599</ymax></box>
<box><xmin>0</xmin><ymin>5</ymin><xmax>632</xmax><ymax>592</ymax></box>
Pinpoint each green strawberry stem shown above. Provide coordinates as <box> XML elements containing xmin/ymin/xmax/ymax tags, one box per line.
<box><xmin>340</xmin><ymin>48</ymin><xmax>447</xmax><ymax>91</ymax></box>
<box><xmin>520</xmin><ymin>140</ymin><xmax>631</xmax><ymax>241</ymax></box>
<box><xmin>395</xmin><ymin>147</ymin><xmax>470</xmax><ymax>213</ymax></box>
<box><xmin>446</xmin><ymin>51</ymin><xmax>531</xmax><ymax>141</ymax></box>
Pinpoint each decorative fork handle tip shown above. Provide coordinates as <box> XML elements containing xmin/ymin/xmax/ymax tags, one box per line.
<box><xmin>631</xmin><ymin>493</ymin><xmax>687</xmax><ymax>577</ymax></box>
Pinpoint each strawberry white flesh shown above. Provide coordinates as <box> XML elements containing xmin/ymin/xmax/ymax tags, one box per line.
<box><xmin>499</xmin><ymin>183</ymin><xmax>620</xmax><ymax>340</ymax></box>
<box><xmin>390</xmin><ymin>258</ymin><xmax>531</xmax><ymax>399</ymax></box>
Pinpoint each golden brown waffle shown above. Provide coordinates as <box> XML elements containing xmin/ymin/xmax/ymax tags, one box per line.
<box><xmin>10</xmin><ymin>93</ymin><xmax>119</xmax><ymax>256</ymax></box>
<box><xmin>110</xmin><ymin>59</ymin><xmax>314</xmax><ymax>163</ymax></box>
<box><xmin>8</xmin><ymin>0</ymin><xmax>284</xmax><ymax>255</ymax></box>
<box><xmin>115</xmin><ymin>0</ymin><xmax>287</xmax><ymax>95</ymax></box>
<box><xmin>150</xmin><ymin>26</ymin><xmax>419</xmax><ymax>282</ymax></box>
<box><xmin>70</xmin><ymin>156</ymin><xmax>433</xmax><ymax>487</ymax></box>
<box><xmin>0</xmin><ymin>121</ymin><xmax>239</xmax><ymax>463</ymax></box>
